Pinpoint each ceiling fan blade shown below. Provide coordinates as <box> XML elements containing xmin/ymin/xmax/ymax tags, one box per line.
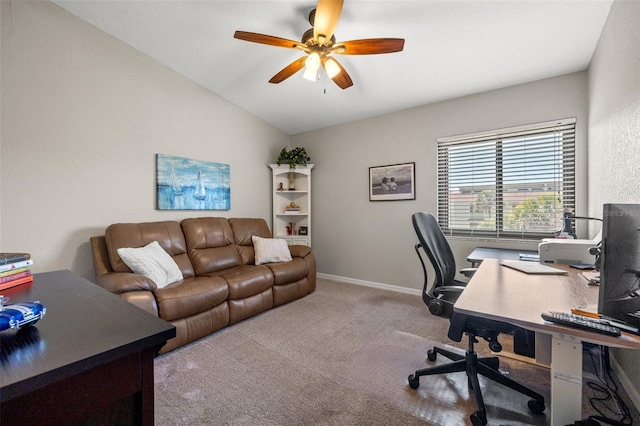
<box><xmin>269</xmin><ymin>56</ymin><xmax>308</xmax><ymax>84</ymax></box>
<box><xmin>313</xmin><ymin>0</ymin><xmax>343</xmax><ymax>46</ymax></box>
<box><xmin>325</xmin><ymin>57</ymin><xmax>353</xmax><ymax>89</ymax></box>
<box><xmin>234</xmin><ymin>31</ymin><xmax>305</xmax><ymax>50</ymax></box>
<box><xmin>332</xmin><ymin>38</ymin><xmax>405</xmax><ymax>55</ymax></box>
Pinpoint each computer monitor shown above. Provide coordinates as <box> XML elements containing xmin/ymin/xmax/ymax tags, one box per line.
<box><xmin>598</xmin><ymin>203</ymin><xmax>640</xmax><ymax>326</ymax></box>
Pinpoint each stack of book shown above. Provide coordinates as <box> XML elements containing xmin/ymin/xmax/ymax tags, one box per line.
<box><xmin>284</xmin><ymin>202</ymin><xmax>300</xmax><ymax>214</ymax></box>
<box><xmin>0</xmin><ymin>253</ymin><xmax>33</xmax><ymax>291</ymax></box>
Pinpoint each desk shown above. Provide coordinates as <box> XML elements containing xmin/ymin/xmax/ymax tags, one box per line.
<box><xmin>1</xmin><ymin>270</ymin><xmax>176</xmax><ymax>425</ymax></box>
<box><xmin>466</xmin><ymin>246</ymin><xmax>539</xmax><ymax>267</ymax></box>
<box><xmin>455</xmin><ymin>259</ymin><xmax>640</xmax><ymax>426</ymax></box>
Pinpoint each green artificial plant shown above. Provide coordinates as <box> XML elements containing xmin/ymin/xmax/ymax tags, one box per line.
<box><xmin>276</xmin><ymin>146</ymin><xmax>311</xmax><ymax>169</ymax></box>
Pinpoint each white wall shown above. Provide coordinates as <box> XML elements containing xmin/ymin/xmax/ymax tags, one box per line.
<box><xmin>294</xmin><ymin>72</ymin><xmax>589</xmax><ymax>291</ymax></box>
<box><xmin>588</xmin><ymin>0</ymin><xmax>640</xmax><ymax>214</ymax></box>
<box><xmin>587</xmin><ymin>0</ymin><xmax>640</xmax><ymax>407</ymax></box>
<box><xmin>0</xmin><ymin>1</ymin><xmax>290</xmax><ymax>280</ymax></box>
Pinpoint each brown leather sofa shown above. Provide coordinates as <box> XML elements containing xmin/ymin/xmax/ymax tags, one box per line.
<box><xmin>90</xmin><ymin>217</ymin><xmax>316</xmax><ymax>353</ymax></box>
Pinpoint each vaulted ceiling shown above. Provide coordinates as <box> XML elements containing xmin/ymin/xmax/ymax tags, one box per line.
<box><xmin>53</xmin><ymin>1</ymin><xmax>613</xmax><ymax>135</ymax></box>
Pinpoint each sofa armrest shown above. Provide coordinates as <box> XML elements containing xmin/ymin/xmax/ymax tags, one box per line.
<box><xmin>120</xmin><ymin>290</ymin><xmax>159</xmax><ymax>317</ymax></box>
<box><xmin>96</xmin><ymin>272</ymin><xmax>157</xmax><ymax>294</ymax></box>
<box><xmin>289</xmin><ymin>244</ymin><xmax>312</xmax><ymax>258</ymax></box>
<box><xmin>90</xmin><ymin>235</ymin><xmax>113</xmax><ymax>278</ymax></box>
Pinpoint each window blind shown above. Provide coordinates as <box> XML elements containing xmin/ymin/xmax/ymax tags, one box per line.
<box><xmin>437</xmin><ymin>118</ymin><xmax>576</xmax><ymax>239</ymax></box>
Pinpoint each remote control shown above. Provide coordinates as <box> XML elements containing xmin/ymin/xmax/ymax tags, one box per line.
<box><xmin>541</xmin><ymin>311</ymin><xmax>621</xmax><ymax>337</ymax></box>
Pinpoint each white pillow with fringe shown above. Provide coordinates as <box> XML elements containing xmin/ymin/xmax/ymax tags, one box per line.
<box><xmin>252</xmin><ymin>236</ymin><xmax>292</xmax><ymax>265</ymax></box>
<box><xmin>117</xmin><ymin>241</ymin><xmax>183</xmax><ymax>288</ymax></box>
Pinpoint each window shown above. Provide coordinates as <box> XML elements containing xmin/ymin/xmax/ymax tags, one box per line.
<box><xmin>437</xmin><ymin>118</ymin><xmax>576</xmax><ymax>239</ymax></box>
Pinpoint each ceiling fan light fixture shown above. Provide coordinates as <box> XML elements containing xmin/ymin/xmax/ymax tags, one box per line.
<box><xmin>324</xmin><ymin>57</ymin><xmax>341</xmax><ymax>78</ymax></box>
<box><xmin>303</xmin><ymin>52</ymin><xmax>321</xmax><ymax>81</ymax></box>
<box><xmin>303</xmin><ymin>66</ymin><xmax>318</xmax><ymax>81</ymax></box>
<box><xmin>305</xmin><ymin>52</ymin><xmax>320</xmax><ymax>71</ymax></box>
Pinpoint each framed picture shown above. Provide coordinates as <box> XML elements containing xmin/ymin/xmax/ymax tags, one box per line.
<box><xmin>369</xmin><ymin>162</ymin><xmax>415</xmax><ymax>201</ymax></box>
<box><xmin>298</xmin><ymin>226</ymin><xmax>308</xmax><ymax>236</ymax></box>
<box><xmin>156</xmin><ymin>154</ymin><xmax>230</xmax><ymax>210</ymax></box>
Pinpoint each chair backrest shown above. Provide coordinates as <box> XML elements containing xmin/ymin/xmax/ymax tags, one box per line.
<box><xmin>412</xmin><ymin>212</ymin><xmax>465</xmax><ymax>318</ymax></box>
<box><xmin>412</xmin><ymin>212</ymin><xmax>457</xmax><ymax>287</ymax></box>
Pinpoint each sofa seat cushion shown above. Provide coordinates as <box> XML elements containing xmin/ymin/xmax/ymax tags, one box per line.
<box><xmin>264</xmin><ymin>258</ymin><xmax>309</xmax><ymax>285</ymax></box>
<box><xmin>212</xmin><ymin>265</ymin><xmax>274</xmax><ymax>300</ymax></box>
<box><xmin>153</xmin><ymin>276</ymin><xmax>229</xmax><ymax>322</ymax></box>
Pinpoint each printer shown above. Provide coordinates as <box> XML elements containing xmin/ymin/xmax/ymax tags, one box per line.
<box><xmin>538</xmin><ymin>238</ymin><xmax>599</xmax><ymax>265</ymax></box>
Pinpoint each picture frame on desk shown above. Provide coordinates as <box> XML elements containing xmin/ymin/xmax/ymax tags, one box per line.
<box><xmin>369</xmin><ymin>162</ymin><xmax>415</xmax><ymax>201</ymax></box>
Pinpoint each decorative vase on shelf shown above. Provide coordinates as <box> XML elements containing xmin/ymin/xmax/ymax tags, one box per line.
<box><xmin>288</xmin><ymin>172</ymin><xmax>296</xmax><ymax>190</ymax></box>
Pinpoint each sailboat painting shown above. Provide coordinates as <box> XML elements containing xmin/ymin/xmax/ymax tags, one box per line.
<box><xmin>156</xmin><ymin>154</ymin><xmax>230</xmax><ymax>210</ymax></box>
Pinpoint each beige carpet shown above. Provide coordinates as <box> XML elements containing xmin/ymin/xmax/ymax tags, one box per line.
<box><xmin>154</xmin><ymin>277</ymin><xmax>638</xmax><ymax>425</ymax></box>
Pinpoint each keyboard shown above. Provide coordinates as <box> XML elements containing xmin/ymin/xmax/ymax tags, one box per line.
<box><xmin>541</xmin><ymin>311</ymin><xmax>621</xmax><ymax>337</ymax></box>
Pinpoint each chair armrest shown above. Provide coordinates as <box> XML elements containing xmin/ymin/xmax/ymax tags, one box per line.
<box><xmin>434</xmin><ymin>286</ymin><xmax>466</xmax><ymax>296</ymax></box>
<box><xmin>96</xmin><ymin>272</ymin><xmax>157</xmax><ymax>294</ymax></box>
<box><xmin>447</xmin><ymin>312</ymin><xmax>468</xmax><ymax>342</ymax></box>
<box><xmin>460</xmin><ymin>267</ymin><xmax>478</xmax><ymax>278</ymax></box>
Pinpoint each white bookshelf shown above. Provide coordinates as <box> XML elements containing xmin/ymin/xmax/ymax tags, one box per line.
<box><xmin>269</xmin><ymin>164</ymin><xmax>314</xmax><ymax>247</ymax></box>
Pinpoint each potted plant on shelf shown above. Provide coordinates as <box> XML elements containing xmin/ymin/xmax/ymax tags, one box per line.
<box><xmin>276</xmin><ymin>146</ymin><xmax>311</xmax><ymax>191</ymax></box>
<box><xmin>276</xmin><ymin>146</ymin><xmax>311</xmax><ymax>169</ymax></box>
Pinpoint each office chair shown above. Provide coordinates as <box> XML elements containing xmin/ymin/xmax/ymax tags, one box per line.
<box><xmin>407</xmin><ymin>212</ymin><xmax>545</xmax><ymax>426</ymax></box>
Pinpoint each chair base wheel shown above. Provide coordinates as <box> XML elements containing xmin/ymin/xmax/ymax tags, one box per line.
<box><xmin>407</xmin><ymin>374</ymin><xmax>420</xmax><ymax>389</ymax></box>
<box><xmin>427</xmin><ymin>349</ymin><xmax>437</xmax><ymax>362</ymax></box>
<box><xmin>488</xmin><ymin>340</ymin><xmax>502</xmax><ymax>352</ymax></box>
<box><xmin>470</xmin><ymin>410</ymin><xmax>487</xmax><ymax>426</ymax></box>
<box><xmin>528</xmin><ymin>398</ymin><xmax>545</xmax><ymax>414</ymax></box>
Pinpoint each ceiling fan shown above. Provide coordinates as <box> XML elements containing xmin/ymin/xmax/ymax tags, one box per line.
<box><xmin>233</xmin><ymin>0</ymin><xmax>404</xmax><ymax>89</ymax></box>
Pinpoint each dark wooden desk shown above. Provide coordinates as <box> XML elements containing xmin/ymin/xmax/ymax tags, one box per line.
<box><xmin>466</xmin><ymin>246</ymin><xmax>539</xmax><ymax>267</ymax></box>
<box><xmin>1</xmin><ymin>270</ymin><xmax>176</xmax><ymax>425</ymax></box>
<box><xmin>455</xmin><ymin>260</ymin><xmax>640</xmax><ymax>425</ymax></box>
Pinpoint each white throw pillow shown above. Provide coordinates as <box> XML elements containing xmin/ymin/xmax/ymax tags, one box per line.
<box><xmin>252</xmin><ymin>236</ymin><xmax>292</xmax><ymax>265</ymax></box>
<box><xmin>117</xmin><ymin>241</ymin><xmax>183</xmax><ymax>288</ymax></box>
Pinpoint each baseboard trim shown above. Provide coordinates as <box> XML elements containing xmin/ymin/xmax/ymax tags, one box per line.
<box><xmin>610</xmin><ymin>352</ymin><xmax>640</xmax><ymax>413</ymax></box>
<box><xmin>316</xmin><ymin>273</ymin><xmax>422</xmax><ymax>296</ymax></box>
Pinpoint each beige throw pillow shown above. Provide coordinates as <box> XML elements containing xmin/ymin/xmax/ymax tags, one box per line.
<box><xmin>252</xmin><ymin>236</ymin><xmax>292</xmax><ymax>265</ymax></box>
<box><xmin>117</xmin><ymin>241</ymin><xmax>183</xmax><ymax>288</ymax></box>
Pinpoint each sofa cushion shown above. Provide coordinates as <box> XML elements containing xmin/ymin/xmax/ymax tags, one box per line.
<box><xmin>229</xmin><ymin>218</ymin><xmax>272</xmax><ymax>264</ymax></box>
<box><xmin>252</xmin><ymin>236</ymin><xmax>292</xmax><ymax>265</ymax></box>
<box><xmin>214</xmin><ymin>265</ymin><xmax>274</xmax><ymax>300</ymax></box>
<box><xmin>264</xmin><ymin>258</ymin><xmax>309</xmax><ymax>285</ymax></box>
<box><xmin>181</xmin><ymin>217</ymin><xmax>242</xmax><ymax>275</ymax></box>
<box><xmin>228</xmin><ymin>288</ymin><xmax>273</xmax><ymax>325</ymax></box>
<box><xmin>153</xmin><ymin>275</ymin><xmax>229</xmax><ymax>322</ymax></box>
<box><xmin>117</xmin><ymin>241</ymin><xmax>183</xmax><ymax>288</ymax></box>
<box><xmin>105</xmin><ymin>221</ymin><xmax>195</xmax><ymax>278</ymax></box>
<box><xmin>273</xmin><ymin>278</ymin><xmax>311</xmax><ymax>307</ymax></box>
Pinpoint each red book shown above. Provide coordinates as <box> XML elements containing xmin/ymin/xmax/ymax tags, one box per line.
<box><xmin>0</xmin><ymin>270</ymin><xmax>32</xmax><ymax>284</ymax></box>
<box><xmin>0</xmin><ymin>275</ymin><xmax>34</xmax><ymax>292</ymax></box>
